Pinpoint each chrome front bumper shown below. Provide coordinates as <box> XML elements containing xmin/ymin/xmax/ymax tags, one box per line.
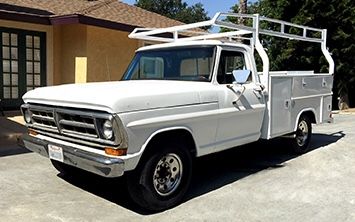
<box><xmin>22</xmin><ymin>134</ymin><xmax>125</xmax><ymax>178</ymax></box>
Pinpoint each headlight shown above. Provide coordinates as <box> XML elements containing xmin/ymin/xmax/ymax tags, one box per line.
<box><xmin>102</xmin><ymin>120</ymin><xmax>113</xmax><ymax>139</ymax></box>
<box><xmin>23</xmin><ymin>109</ymin><xmax>32</xmax><ymax>123</ymax></box>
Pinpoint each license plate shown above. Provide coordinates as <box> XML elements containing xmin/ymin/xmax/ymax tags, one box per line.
<box><xmin>48</xmin><ymin>144</ymin><xmax>64</xmax><ymax>162</ymax></box>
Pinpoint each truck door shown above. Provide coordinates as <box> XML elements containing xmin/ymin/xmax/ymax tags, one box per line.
<box><xmin>214</xmin><ymin>49</ymin><xmax>266</xmax><ymax>150</ymax></box>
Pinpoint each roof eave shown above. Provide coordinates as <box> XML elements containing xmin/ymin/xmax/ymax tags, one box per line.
<box><xmin>0</xmin><ymin>11</ymin><xmax>139</xmax><ymax>32</ymax></box>
<box><xmin>0</xmin><ymin>10</ymin><xmax>50</xmax><ymax>25</ymax></box>
<box><xmin>49</xmin><ymin>14</ymin><xmax>79</xmax><ymax>25</ymax></box>
<box><xmin>0</xmin><ymin>10</ymin><xmax>146</xmax><ymax>32</ymax></box>
<box><xmin>78</xmin><ymin>15</ymin><xmax>137</xmax><ymax>32</ymax></box>
<box><xmin>50</xmin><ymin>14</ymin><xmax>138</xmax><ymax>32</ymax></box>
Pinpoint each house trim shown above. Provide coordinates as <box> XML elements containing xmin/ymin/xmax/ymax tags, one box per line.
<box><xmin>0</xmin><ymin>10</ymin><xmax>50</xmax><ymax>25</ymax></box>
<box><xmin>0</xmin><ymin>10</ymin><xmax>139</xmax><ymax>32</ymax></box>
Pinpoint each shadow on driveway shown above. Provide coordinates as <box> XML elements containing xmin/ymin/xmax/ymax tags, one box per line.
<box><xmin>0</xmin><ymin>112</ymin><xmax>28</xmax><ymax>157</ymax></box>
<box><xmin>0</xmin><ymin>144</ymin><xmax>30</xmax><ymax>157</ymax></box>
<box><xmin>57</xmin><ymin>131</ymin><xmax>345</xmax><ymax>215</ymax></box>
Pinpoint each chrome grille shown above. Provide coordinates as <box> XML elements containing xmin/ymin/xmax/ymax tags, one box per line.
<box><xmin>31</xmin><ymin>109</ymin><xmax>57</xmax><ymax>130</ymax></box>
<box><xmin>25</xmin><ymin>104</ymin><xmax>112</xmax><ymax>143</ymax></box>
<box><xmin>57</xmin><ymin>112</ymin><xmax>98</xmax><ymax>138</ymax></box>
<box><xmin>21</xmin><ymin>103</ymin><xmax>127</xmax><ymax>148</ymax></box>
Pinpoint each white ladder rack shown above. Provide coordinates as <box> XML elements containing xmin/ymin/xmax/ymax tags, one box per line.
<box><xmin>129</xmin><ymin>12</ymin><xmax>334</xmax><ymax>89</ymax></box>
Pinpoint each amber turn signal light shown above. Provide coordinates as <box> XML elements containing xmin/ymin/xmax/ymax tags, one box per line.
<box><xmin>28</xmin><ymin>129</ymin><xmax>38</xmax><ymax>136</ymax></box>
<box><xmin>105</xmin><ymin>147</ymin><xmax>127</xmax><ymax>156</ymax></box>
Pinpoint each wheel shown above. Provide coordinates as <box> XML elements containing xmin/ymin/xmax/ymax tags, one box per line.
<box><xmin>50</xmin><ymin>160</ymin><xmax>77</xmax><ymax>175</ymax></box>
<box><xmin>127</xmin><ymin>141</ymin><xmax>192</xmax><ymax>211</ymax></box>
<box><xmin>290</xmin><ymin>115</ymin><xmax>312</xmax><ymax>154</ymax></box>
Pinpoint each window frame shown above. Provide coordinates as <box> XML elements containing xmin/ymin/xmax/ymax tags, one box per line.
<box><xmin>214</xmin><ymin>46</ymin><xmax>256</xmax><ymax>85</ymax></box>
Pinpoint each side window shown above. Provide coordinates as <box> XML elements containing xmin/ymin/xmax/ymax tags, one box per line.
<box><xmin>217</xmin><ymin>50</ymin><xmax>251</xmax><ymax>84</ymax></box>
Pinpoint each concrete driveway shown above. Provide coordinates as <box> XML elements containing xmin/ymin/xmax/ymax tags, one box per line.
<box><xmin>0</xmin><ymin>114</ymin><xmax>354</xmax><ymax>221</ymax></box>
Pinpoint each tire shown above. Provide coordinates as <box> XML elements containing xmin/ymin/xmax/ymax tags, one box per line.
<box><xmin>51</xmin><ymin>160</ymin><xmax>77</xmax><ymax>175</ymax></box>
<box><xmin>290</xmin><ymin>115</ymin><xmax>312</xmax><ymax>154</ymax></box>
<box><xmin>127</xmin><ymin>141</ymin><xmax>192</xmax><ymax>211</ymax></box>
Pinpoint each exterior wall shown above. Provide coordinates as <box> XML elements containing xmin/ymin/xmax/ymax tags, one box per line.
<box><xmin>0</xmin><ymin>19</ymin><xmax>54</xmax><ymax>86</ymax></box>
<box><xmin>58</xmin><ymin>24</ymin><xmax>87</xmax><ymax>84</ymax></box>
<box><xmin>0</xmin><ymin>21</ymin><xmax>139</xmax><ymax>86</ymax></box>
<box><xmin>53</xmin><ymin>25</ymin><xmax>61</xmax><ymax>85</ymax></box>
<box><xmin>86</xmin><ymin>25</ymin><xmax>139</xmax><ymax>82</ymax></box>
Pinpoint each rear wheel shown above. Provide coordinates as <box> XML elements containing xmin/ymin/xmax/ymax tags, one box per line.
<box><xmin>127</xmin><ymin>141</ymin><xmax>192</xmax><ymax>211</ymax></box>
<box><xmin>290</xmin><ymin>115</ymin><xmax>312</xmax><ymax>154</ymax></box>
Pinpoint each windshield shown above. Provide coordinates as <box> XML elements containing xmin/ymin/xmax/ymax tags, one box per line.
<box><xmin>123</xmin><ymin>46</ymin><xmax>215</xmax><ymax>81</ymax></box>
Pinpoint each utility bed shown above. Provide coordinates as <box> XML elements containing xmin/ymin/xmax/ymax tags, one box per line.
<box><xmin>263</xmin><ymin>71</ymin><xmax>333</xmax><ymax>139</ymax></box>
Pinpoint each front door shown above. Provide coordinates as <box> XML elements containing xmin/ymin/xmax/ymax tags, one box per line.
<box><xmin>0</xmin><ymin>28</ymin><xmax>46</xmax><ymax>109</ymax></box>
<box><xmin>215</xmin><ymin>49</ymin><xmax>265</xmax><ymax>150</ymax></box>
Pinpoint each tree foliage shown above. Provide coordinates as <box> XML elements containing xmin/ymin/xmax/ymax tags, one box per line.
<box><xmin>135</xmin><ymin>0</ymin><xmax>209</xmax><ymax>25</ymax></box>
<box><xmin>229</xmin><ymin>0</ymin><xmax>355</xmax><ymax>107</ymax></box>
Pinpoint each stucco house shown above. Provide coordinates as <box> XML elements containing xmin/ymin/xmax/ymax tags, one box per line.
<box><xmin>0</xmin><ymin>0</ymin><xmax>185</xmax><ymax>109</ymax></box>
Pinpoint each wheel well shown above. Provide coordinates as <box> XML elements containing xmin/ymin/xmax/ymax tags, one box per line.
<box><xmin>144</xmin><ymin>129</ymin><xmax>197</xmax><ymax>157</ymax></box>
<box><xmin>301</xmin><ymin>110</ymin><xmax>316</xmax><ymax>124</ymax></box>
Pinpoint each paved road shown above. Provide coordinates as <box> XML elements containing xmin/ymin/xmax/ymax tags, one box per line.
<box><xmin>0</xmin><ymin>114</ymin><xmax>354</xmax><ymax>221</ymax></box>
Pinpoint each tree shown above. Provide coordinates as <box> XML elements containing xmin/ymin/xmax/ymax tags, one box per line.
<box><xmin>219</xmin><ymin>1</ymin><xmax>251</xmax><ymax>32</ymax></box>
<box><xmin>239</xmin><ymin>0</ymin><xmax>247</xmax><ymax>24</ymax></box>
<box><xmin>228</xmin><ymin>0</ymin><xmax>355</xmax><ymax>109</ymax></box>
<box><xmin>239</xmin><ymin>0</ymin><xmax>247</xmax><ymax>13</ymax></box>
<box><xmin>135</xmin><ymin>0</ymin><xmax>209</xmax><ymax>26</ymax></box>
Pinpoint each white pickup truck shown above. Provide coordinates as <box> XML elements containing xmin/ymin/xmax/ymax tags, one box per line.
<box><xmin>21</xmin><ymin>13</ymin><xmax>334</xmax><ymax>211</ymax></box>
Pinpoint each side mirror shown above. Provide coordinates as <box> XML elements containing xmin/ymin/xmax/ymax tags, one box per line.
<box><xmin>232</xmin><ymin>69</ymin><xmax>251</xmax><ymax>84</ymax></box>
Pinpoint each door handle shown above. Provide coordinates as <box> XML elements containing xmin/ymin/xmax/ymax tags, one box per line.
<box><xmin>253</xmin><ymin>87</ymin><xmax>262</xmax><ymax>92</ymax></box>
<box><xmin>253</xmin><ymin>86</ymin><xmax>263</xmax><ymax>99</ymax></box>
<box><xmin>253</xmin><ymin>83</ymin><xmax>265</xmax><ymax>93</ymax></box>
<box><xmin>302</xmin><ymin>79</ymin><xmax>307</xmax><ymax>87</ymax></box>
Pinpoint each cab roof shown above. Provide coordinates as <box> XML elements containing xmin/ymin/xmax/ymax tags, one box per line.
<box><xmin>136</xmin><ymin>40</ymin><xmax>252</xmax><ymax>52</ymax></box>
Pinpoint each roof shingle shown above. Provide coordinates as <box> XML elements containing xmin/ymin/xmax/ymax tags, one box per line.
<box><xmin>0</xmin><ymin>0</ymin><xmax>186</xmax><ymax>29</ymax></box>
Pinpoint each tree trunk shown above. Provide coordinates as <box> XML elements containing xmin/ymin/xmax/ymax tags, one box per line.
<box><xmin>239</xmin><ymin>0</ymin><xmax>247</xmax><ymax>13</ymax></box>
<box><xmin>338</xmin><ymin>93</ymin><xmax>350</xmax><ymax>110</ymax></box>
<box><xmin>238</xmin><ymin>0</ymin><xmax>247</xmax><ymax>24</ymax></box>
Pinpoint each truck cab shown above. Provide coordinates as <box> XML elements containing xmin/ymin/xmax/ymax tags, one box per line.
<box><xmin>123</xmin><ymin>41</ymin><xmax>266</xmax><ymax>154</ymax></box>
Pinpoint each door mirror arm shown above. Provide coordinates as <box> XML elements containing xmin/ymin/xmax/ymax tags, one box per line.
<box><xmin>226</xmin><ymin>84</ymin><xmax>246</xmax><ymax>105</ymax></box>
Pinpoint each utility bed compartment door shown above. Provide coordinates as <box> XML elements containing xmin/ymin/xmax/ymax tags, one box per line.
<box><xmin>270</xmin><ymin>77</ymin><xmax>292</xmax><ymax>137</ymax></box>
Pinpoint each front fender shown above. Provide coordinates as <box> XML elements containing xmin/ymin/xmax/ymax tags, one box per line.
<box><xmin>123</xmin><ymin>126</ymin><xmax>196</xmax><ymax>171</ymax></box>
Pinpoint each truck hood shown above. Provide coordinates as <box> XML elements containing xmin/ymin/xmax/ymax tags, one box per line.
<box><xmin>23</xmin><ymin>80</ymin><xmax>217</xmax><ymax>113</ymax></box>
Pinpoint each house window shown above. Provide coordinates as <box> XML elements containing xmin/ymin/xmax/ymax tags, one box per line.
<box><xmin>26</xmin><ymin>35</ymin><xmax>42</xmax><ymax>91</ymax></box>
<box><xmin>0</xmin><ymin>28</ymin><xmax>46</xmax><ymax>108</ymax></box>
<box><xmin>2</xmin><ymin>32</ymin><xmax>19</xmax><ymax>99</ymax></box>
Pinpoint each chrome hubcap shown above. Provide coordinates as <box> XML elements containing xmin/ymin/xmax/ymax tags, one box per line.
<box><xmin>296</xmin><ymin>120</ymin><xmax>309</xmax><ymax>146</ymax></box>
<box><xmin>153</xmin><ymin>153</ymin><xmax>183</xmax><ymax>196</ymax></box>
